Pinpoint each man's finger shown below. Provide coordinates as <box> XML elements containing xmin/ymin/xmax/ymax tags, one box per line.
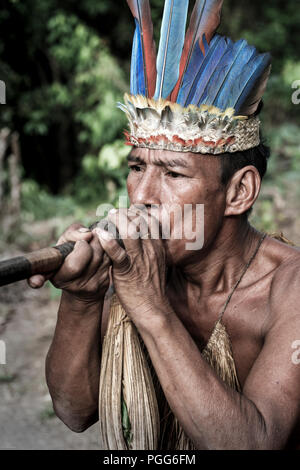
<box><xmin>106</xmin><ymin>209</ymin><xmax>141</xmax><ymax>252</ymax></box>
<box><xmin>87</xmin><ymin>230</ymin><xmax>108</xmax><ymax>272</ymax></box>
<box><xmin>52</xmin><ymin>240</ymin><xmax>93</xmax><ymax>284</ymax></box>
<box><xmin>27</xmin><ymin>269</ymin><xmax>59</xmax><ymax>288</ymax></box>
<box><xmin>95</xmin><ymin>228</ymin><xmax>130</xmax><ymax>271</ymax></box>
<box><xmin>27</xmin><ymin>274</ymin><xmax>47</xmax><ymax>289</ymax></box>
<box><xmin>56</xmin><ymin>225</ymin><xmax>93</xmax><ymax>246</ymax></box>
<box><xmin>27</xmin><ymin>226</ymin><xmax>93</xmax><ymax>288</ymax></box>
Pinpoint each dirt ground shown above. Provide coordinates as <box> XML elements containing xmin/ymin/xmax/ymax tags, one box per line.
<box><xmin>0</xmin><ymin>279</ymin><xmax>101</xmax><ymax>450</ymax></box>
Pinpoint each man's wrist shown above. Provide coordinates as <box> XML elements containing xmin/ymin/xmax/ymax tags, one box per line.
<box><xmin>130</xmin><ymin>297</ymin><xmax>175</xmax><ymax>331</ymax></box>
<box><xmin>60</xmin><ymin>290</ymin><xmax>103</xmax><ymax>315</ymax></box>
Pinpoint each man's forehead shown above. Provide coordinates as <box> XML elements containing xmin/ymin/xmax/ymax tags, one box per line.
<box><xmin>128</xmin><ymin>147</ymin><xmax>210</xmax><ymax>168</ymax></box>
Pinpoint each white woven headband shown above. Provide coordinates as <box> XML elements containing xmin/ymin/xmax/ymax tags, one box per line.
<box><xmin>120</xmin><ymin>94</ymin><xmax>260</xmax><ymax>155</ymax></box>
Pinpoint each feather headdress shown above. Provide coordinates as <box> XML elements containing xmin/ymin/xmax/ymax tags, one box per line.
<box><xmin>120</xmin><ymin>0</ymin><xmax>271</xmax><ymax>155</ymax></box>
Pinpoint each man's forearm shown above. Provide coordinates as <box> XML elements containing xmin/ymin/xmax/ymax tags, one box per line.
<box><xmin>46</xmin><ymin>291</ymin><xmax>102</xmax><ymax>431</ymax></box>
<box><xmin>134</xmin><ymin>305</ymin><xmax>269</xmax><ymax>450</ymax></box>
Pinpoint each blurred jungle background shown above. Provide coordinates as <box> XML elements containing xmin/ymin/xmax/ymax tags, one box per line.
<box><xmin>0</xmin><ymin>0</ymin><xmax>299</xmax><ymax>449</ymax></box>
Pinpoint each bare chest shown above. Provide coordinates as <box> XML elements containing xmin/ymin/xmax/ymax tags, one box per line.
<box><xmin>166</xmin><ymin>284</ymin><xmax>270</xmax><ymax>388</ymax></box>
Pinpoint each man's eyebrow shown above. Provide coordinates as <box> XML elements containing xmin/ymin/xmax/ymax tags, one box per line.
<box><xmin>155</xmin><ymin>157</ymin><xmax>188</xmax><ymax>168</ymax></box>
<box><xmin>127</xmin><ymin>153</ymin><xmax>188</xmax><ymax>168</ymax></box>
<box><xmin>127</xmin><ymin>154</ymin><xmax>144</xmax><ymax>164</ymax></box>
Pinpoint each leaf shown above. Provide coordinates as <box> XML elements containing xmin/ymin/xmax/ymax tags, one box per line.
<box><xmin>122</xmin><ymin>395</ymin><xmax>133</xmax><ymax>447</ymax></box>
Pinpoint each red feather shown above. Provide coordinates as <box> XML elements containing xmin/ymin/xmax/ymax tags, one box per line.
<box><xmin>171</xmin><ymin>0</ymin><xmax>224</xmax><ymax>102</ymax></box>
<box><xmin>127</xmin><ymin>0</ymin><xmax>157</xmax><ymax>97</ymax></box>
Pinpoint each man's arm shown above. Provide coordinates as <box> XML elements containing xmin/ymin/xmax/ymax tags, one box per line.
<box><xmin>45</xmin><ymin>292</ymin><xmax>102</xmax><ymax>432</ymax></box>
<box><xmin>28</xmin><ymin>223</ymin><xmax>111</xmax><ymax>432</ymax></box>
<box><xmin>135</xmin><ymin>300</ymin><xmax>300</xmax><ymax>449</ymax></box>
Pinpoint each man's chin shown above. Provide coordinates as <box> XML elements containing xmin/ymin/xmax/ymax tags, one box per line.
<box><xmin>164</xmin><ymin>240</ymin><xmax>200</xmax><ymax>267</ymax></box>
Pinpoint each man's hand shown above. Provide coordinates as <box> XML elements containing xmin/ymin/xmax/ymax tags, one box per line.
<box><xmin>96</xmin><ymin>208</ymin><xmax>171</xmax><ymax>322</ymax></box>
<box><xmin>27</xmin><ymin>222</ymin><xmax>111</xmax><ymax>304</ymax></box>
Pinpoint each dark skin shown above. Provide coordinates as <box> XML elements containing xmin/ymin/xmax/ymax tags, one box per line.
<box><xmin>29</xmin><ymin>147</ymin><xmax>300</xmax><ymax>449</ymax></box>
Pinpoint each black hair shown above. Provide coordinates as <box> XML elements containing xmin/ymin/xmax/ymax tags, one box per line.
<box><xmin>218</xmin><ymin>138</ymin><xmax>271</xmax><ymax>217</ymax></box>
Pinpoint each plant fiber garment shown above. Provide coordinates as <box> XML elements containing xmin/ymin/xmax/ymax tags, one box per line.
<box><xmin>98</xmin><ymin>295</ymin><xmax>240</xmax><ymax>450</ymax></box>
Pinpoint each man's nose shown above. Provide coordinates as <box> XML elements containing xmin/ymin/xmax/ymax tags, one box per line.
<box><xmin>131</xmin><ymin>168</ymin><xmax>161</xmax><ymax>206</ymax></box>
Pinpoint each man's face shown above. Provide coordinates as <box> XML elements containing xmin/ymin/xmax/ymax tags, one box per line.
<box><xmin>126</xmin><ymin>147</ymin><xmax>227</xmax><ymax>265</ymax></box>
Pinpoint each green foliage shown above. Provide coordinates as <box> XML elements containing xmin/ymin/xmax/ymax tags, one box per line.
<box><xmin>46</xmin><ymin>281</ymin><xmax>62</xmax><ymax>300</ymax></box>
<box><xmin>0</xmin><ymin>3</ymin><xmax>128</xmax><ymax>193</ymax></box>
<box><xmin>39</xmin><ymin>404</ymin><xmax>56</xmax><ymax>421</ymax></box>
<box><xmin>46</xmin><ymin>12</ymin><xmax>127</xmax><ymax>147</ymax></box>
<box><xmin>0</xmin><ymin>374</ymin><xmax>16</xmax><ymax>383</ymax></box>
<box><xmin>251</xmin><ymin>199</ymin><xmax>278</xmax><ymax>233</ymax></box>
<box><xmin>250</xmin><ymin>121</ymin><xmax>300</xmax><ymax>236</ymax></box>
<box><xmin>265</xmin><ymin>124</ymin><xmax>300</xmax><ymax>183</ymax></box>
<box><xmin>72</xmin><ymin>140</ymin><xmax>130</xmax><ymax>207</ymax></box>
<box><xmin>19</xmin><ymin>139</ymin><xmax>130</xmax><ymax>242</ymax></box>
<box><xmin>99</xmin><ymin>141</ymin><xmax>131</xmax><ymax>171</ymax></box>
<box><xmin>21</xmin><ymin>179</ymin><xmax>76</xmax><ymax>221</ymax></box>
<box><xmin>282</xmin><ymin>61</ymin><xmax>300</xmax><ymax>86</ymax></box>
<box><xmin>19</xmin><ymin>11</ymin><xmax>128</xmax><ymax>145</ymax></box>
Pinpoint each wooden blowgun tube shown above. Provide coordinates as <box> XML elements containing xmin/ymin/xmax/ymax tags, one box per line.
<box><xmin>0</xmin><ymin>221</ymin><xmax>124</xmax><ymax>287</ymax></box>
<box><xmin>0</xmin><ymin>242</ymin><xmax>75</xmax><ymax>287</ymax></box>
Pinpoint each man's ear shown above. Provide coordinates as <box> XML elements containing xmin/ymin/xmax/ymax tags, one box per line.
<box><xmin>224</xmin><ymin>165</ymin><xmax>261</xmax><ymax>217</ymax></box>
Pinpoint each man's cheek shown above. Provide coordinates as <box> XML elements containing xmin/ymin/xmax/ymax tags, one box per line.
<box><xmin>161</xmin><ymin>204</ymin><xmax>184</xmax><ymax>240</ymax></box>
<box><xmin>164</xmin><ymin>239</ymin><xmax>188</xmax><ymax>265</ymax></box>
<box><xmin>126</xmin><ymin>177</ymin><xmax>134</xmax><ymax>197</ymax></box>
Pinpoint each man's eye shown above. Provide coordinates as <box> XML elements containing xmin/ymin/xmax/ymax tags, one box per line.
<box><xmin>130</xmin><ymin>165</ymin><xmax>142</xmax><ymax>172</ymax></box>
<box><xmin>166</xmin><ymin>171</ymin><xmax>183</xmax><ymax>178</ymax></box>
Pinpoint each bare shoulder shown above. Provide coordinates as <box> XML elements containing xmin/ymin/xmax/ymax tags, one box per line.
<box><xmin>265</xmin><ymin>235</ymin><xmax>300</xmax><ymax>325</ymax></box>
<box><xmin>267</xmin><ymin>236</ymin><xmax>300</xmax><ymax>288</ymax></box>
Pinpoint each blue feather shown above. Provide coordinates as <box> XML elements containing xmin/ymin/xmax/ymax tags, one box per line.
<box><xmin>154</xmin><ymin>0</ymin><xmax>189</xmax><ymax>100</ymax></box>
<box><xmin>172</xmin><ymin>0</ymin><xmax>223</xmax><ymax>101</ymax></box>
<box><xmin>233</xmin><ymin>53</ymin><xmax>271</xmax><ymax>113</ymax></box>
<box><xmin>213</xmin><ymin>42</ymin><xmax>256</xmax><ymax>110</ymax></box>
<box><xmin>185</xmin><ymin>35</ymin><xmax>229</xmax><ymax>106</ymax></box>
<box><xmin>176</xmin><ymin>36</ymin><xmax>206</xmax><ymax>107</ymax></box>
<box><xmin>199</xmin><ymin>39</ymin><xmax>247</xmax><ymax>106</ymax></box>
<box><xmin>130</xmin><ymin>19</ymin><xmax>146</xmax><ymax>96</ymax></box>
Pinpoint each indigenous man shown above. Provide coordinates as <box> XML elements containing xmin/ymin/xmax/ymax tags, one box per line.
<box><xmin>28</xmin><ymin>0</ymin><xmax>300</xmax><ymax>450</ymax></box>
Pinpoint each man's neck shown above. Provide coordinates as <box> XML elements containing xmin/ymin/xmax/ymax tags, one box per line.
<box><xmin>176</xmin><ymin>220</ymin><xmax>263</xmax><ymax>297</ymax></box>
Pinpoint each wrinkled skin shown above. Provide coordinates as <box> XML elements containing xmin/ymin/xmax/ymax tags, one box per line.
<box><xmin>29</xmin><ymin>147</ymin><xmax>300</xmax><ymax>449</ymax></box>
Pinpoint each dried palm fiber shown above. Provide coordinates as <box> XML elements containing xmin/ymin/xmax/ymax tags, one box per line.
<box><xmin>268</xmin><ymin>232</ymin><xmax>295</xmax><ymax>246</ymax></box>
<box><xmin>98</xmin><ymin>294</ymin><xmax>240</xmax><ymax>450</ymax></box>
<box><xmin>98</xmin><ymin>294</ymin><xmax>160</xmax><ymax>449</ymax></box>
